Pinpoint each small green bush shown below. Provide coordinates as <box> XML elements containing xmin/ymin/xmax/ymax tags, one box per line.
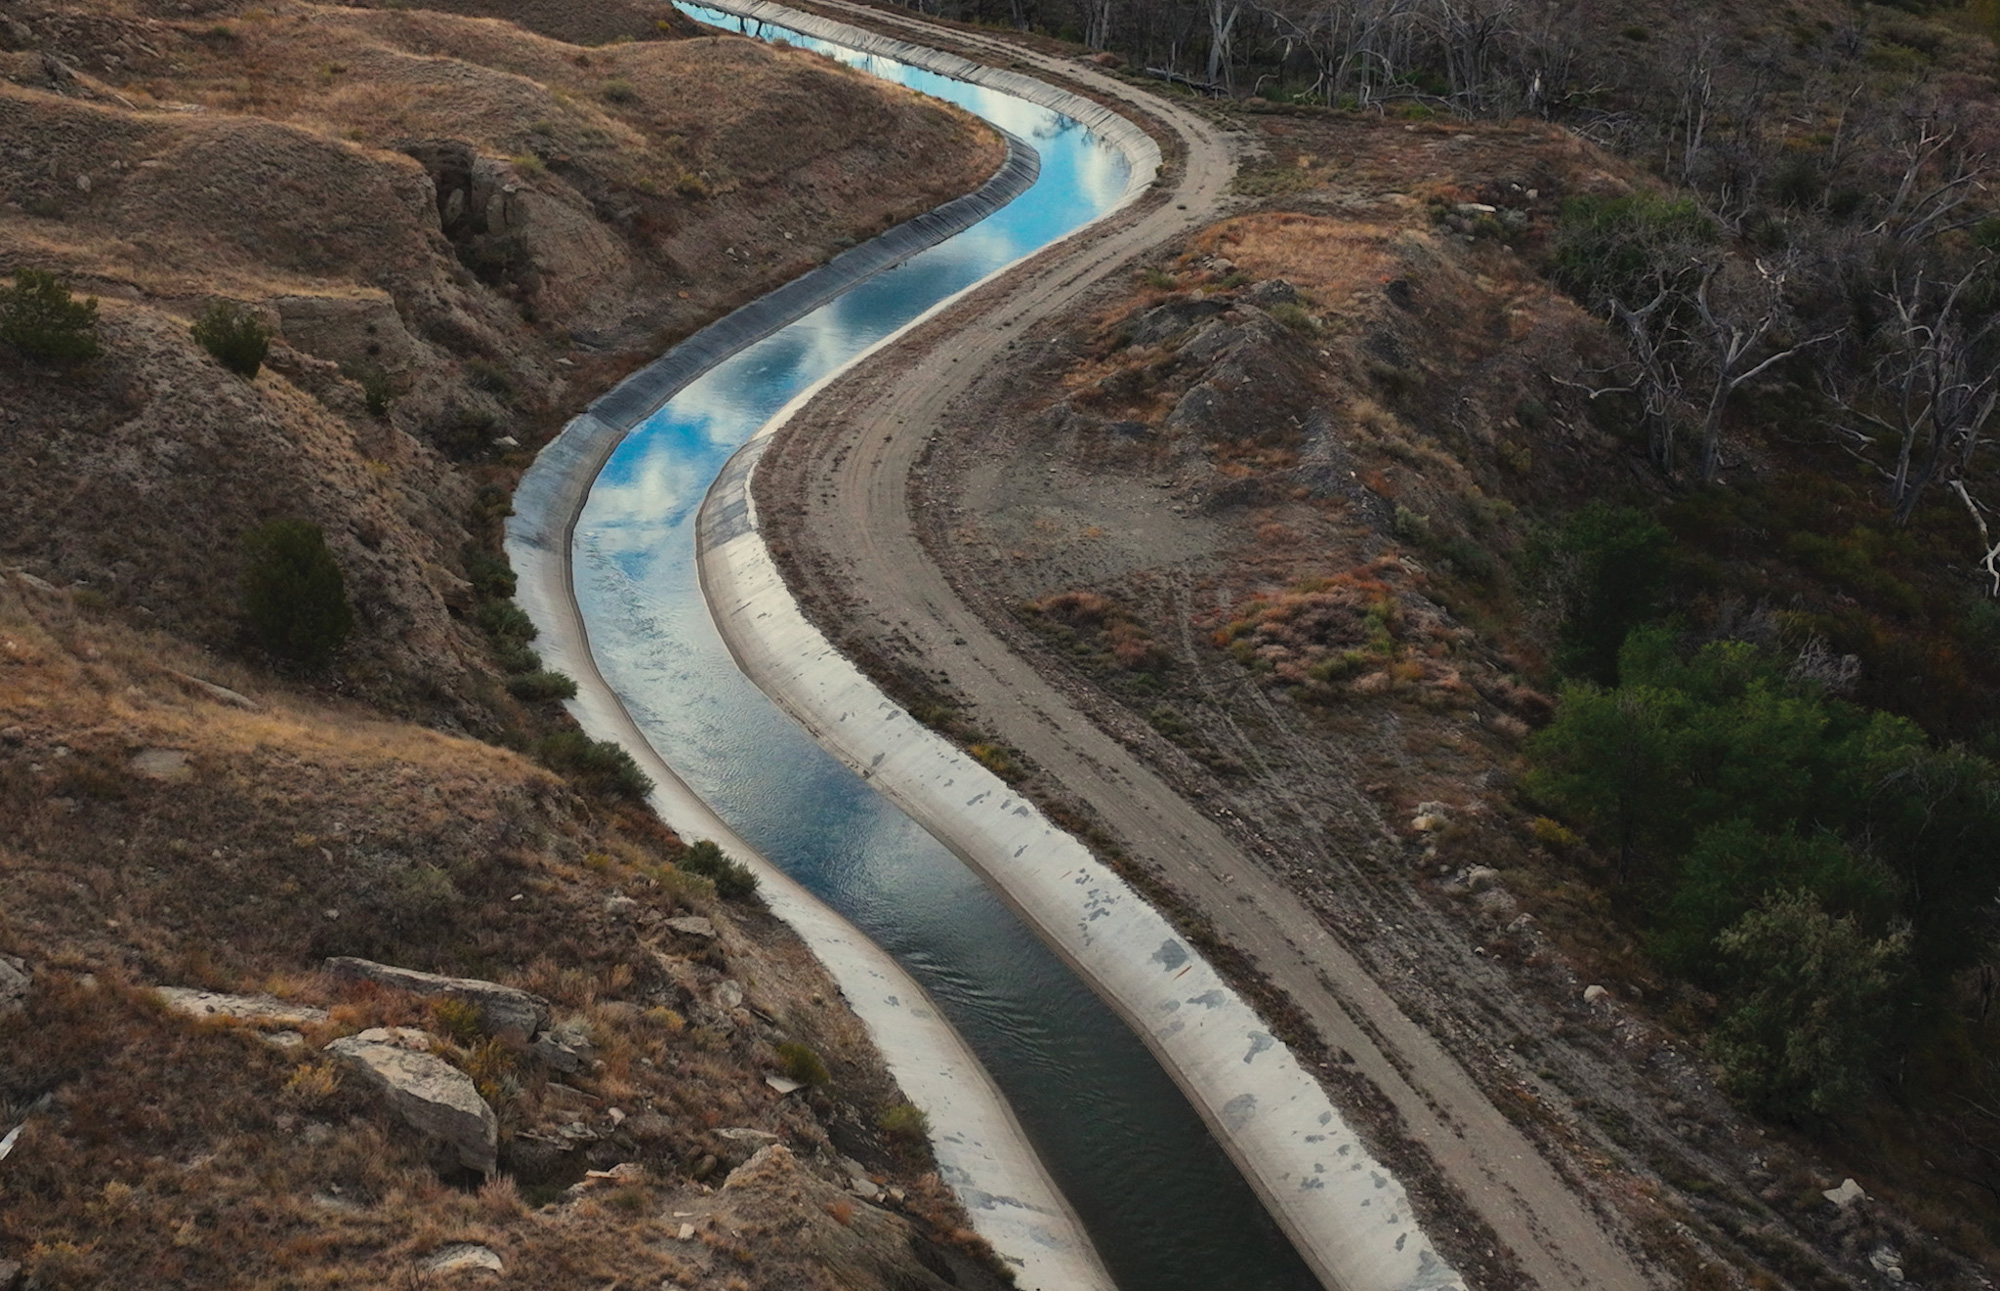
<box><xmin>601</xmin><ymin>78</ymin><xmax>638</xmax><ymax>104</ymax></box>
<box><xmin>507</xmin><ymin>669</ymin><xmax>578</xmax><ymax>701</ymax></box>
<box><xmin>476</xmin><ymin>598</ymin><xmax>538</xmax><ymax>644</ymax></box>
<box><xmin>776</xmin><ymin>1042</ymin><xmax>830</xmax><ymax>1086</ymax></box>
<box><xmin>679</xmin><ymin>838</ymin><xmax>758</xmax><ymax>900</ymax></box>
<box><xmin>0</xmin><ymin>268</ymin><xmax>101</xmax><ymax>365</ymax></box>
<box><xmin>878</xmin><ymin>1101</ymin><xmax>930</xmax><ymax>1143</ymax></box>
<box><xmin>352</xmin><ymin>363</ymin><xmax>395</xmax><ymax>417</ymax></box>
<box><xmin>463</xmin><ymin>547</ymin><xmax>517</xmax><ymax>600</ymax></box>
<box><xmin>240</xmin><ymin>518</ymin><xmax>355</xmax><ymax>667</ymax></box>
<box><xmin>192</xmin><ymin>299</ymin><xmax>272</xmax><ymax>378</ymax></box>
<box><xmin>1269</xmin><ymin>300</ymin><xmax>1320</xmax><ymax>334</ymax></box>
<box><xmin>465</xmin><ymin>357</ymin><xmax>515</xmax><ymax>398</ymax></box>
<box><xmin>494</xmin><ymin>639</ymin><xmax>542</xmax><ymax>674</ymax></box>
<box><xmin>537</xmin><ymin>729</ymin><xmax>653</xmax><ymax>801</ymax></box>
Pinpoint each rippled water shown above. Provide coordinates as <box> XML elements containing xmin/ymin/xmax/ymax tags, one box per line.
<box><xmin>571</xmin><ymin>10</ymin><xmax>1322</xmax><ymax>1288</ymax></box>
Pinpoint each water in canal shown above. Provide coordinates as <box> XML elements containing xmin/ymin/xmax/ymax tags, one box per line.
<box><xmin>572</xmin><ymin>9</ymin><xmax>1323</xmax><ymax>1288</ymax></box>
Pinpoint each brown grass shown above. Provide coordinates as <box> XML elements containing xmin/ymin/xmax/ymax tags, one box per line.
<box><xmin>0</xmin><ymin>579</ymin><xmax>1004</xmax><ymax>1289</ymax></box>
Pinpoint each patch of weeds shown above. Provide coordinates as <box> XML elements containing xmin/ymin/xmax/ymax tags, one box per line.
<box><xmin>601</xmin><ymin>78</ymin><xmax>638</xmax><ymax>104</ymax></box>
<box><xmin>776</xmin><ymin>1042</ymin><xmax>829</xmax><ymax>1086</ymax></box>
<box><xmin>537</xmin><ymin>729</ymin><xmax>653</xmax><ymax>801</ymax></box>
<box><xmin>878</xmin><ymin>1101</ymin><xmax>929</xmax><ymax>1143</ymax></box>
<box><xmin>431</xmin><ymin>996</ymin><xmax>485</xmax><ymax>1045</ymax></box>
<box><xmin>345</xmin><ymin>363</ymin><xmax>395</xmax><ymax>418</ymax></box>
<box><xmin>464</xmin><ymin>357</ymin><xmax>515</xmax><ymax>400</ymax></box>
<box><xmin>507</xmin><ymin>670</ymin><xmax>578</xmax><ymax>702</ymax></box>
<box><xmin>191</xmin><ymin>300</ymin><xmax>270</xmax><ymax>378</ymax></box>
<box><xmin>1270</xmin><ymin>301</ymin><xmax>1320</xmax><ymax>334</ymax></box>
<box><xmin>678</xmin><ymin>839</ymin><xmax>757</xmax><ymax>900</ymax></box>
<box><xmin>968</xmin><ymin>742</ymin><xmax>1019</xmax><ymax>779</ymax></box>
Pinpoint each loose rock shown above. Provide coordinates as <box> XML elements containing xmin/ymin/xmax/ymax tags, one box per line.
<box><xmin>664</xmin><ymin>915</ymin><xmax>716</xmax><ymax>939</ymax></box>
<box><xmin>0</xmin><ymin>956</ymin><xmax>30</xmax><ymax>1015</ymax></box>
<box><xmin>420</xmin><ymin>1243</ymin><xmax>504</xmax><ymax>1276</ymax></box>
<box><xmin>154</xmin><ymin>986</ymin><xmax>329</xmax><ymax>1029</ymax></box>
<box><xmin>324</xmin><ymin>956</ymin><xmax>550</xmax><ymax>1039</ymax></box>
<box><xmin>1582</xmin><ymin>985</ymin><xmax>1610</xmax><ymax>1005</ymax></box>
<box><xmin>128</xmin><ymin>748</ymin><xmax>192</xmax><ymax>781</ymax></box>
<box><xmin>1823</xmin><ymin>1177</ymin><xmax>1867</xmax><ymax>1208</ymax></box>
<box><xmin>326</xmin><ymin>1032</ymin><xmax>497</xmax><ymax>1175</ymax></box>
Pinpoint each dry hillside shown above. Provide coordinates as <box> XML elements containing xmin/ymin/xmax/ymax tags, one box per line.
<box><xmin>0</xmin><ymin>1</ymin><xmax>1013</xmax><ymax>1286</ymax></box>
<box><xmin>0</xmin><ymin>0</ymin><xmax>997</xmax><ymax>723</ymax></box>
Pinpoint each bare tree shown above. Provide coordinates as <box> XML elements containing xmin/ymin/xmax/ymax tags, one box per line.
<box><xmin>1690</xmin><ymin>258</ymin><xmax>1834</xmax><ymax>482</ymax></box>
<box><xmin>1837</xmin><ymin>265</ymin><xmax>2000</xmax><ymax>524</ymax></box>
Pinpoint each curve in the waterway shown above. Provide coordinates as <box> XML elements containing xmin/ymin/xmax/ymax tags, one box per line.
<box><xmin>508</xmin><ymin>86</ymin><xmax>1113</xmax><ymax>1291</ymax></box>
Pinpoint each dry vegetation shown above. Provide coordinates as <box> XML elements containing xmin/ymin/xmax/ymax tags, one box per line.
<box><xmin>0</xmin><ymin>579</ymin><xmax>1007</xmax><ymax>1288</ymax></box>
<box><xmin>0</xmin><ymin>1</ymin><xmax>1012</xmax><ymax>1285</ymax></box>
<box><xmin>0</xmin><ymin>0</ymin><xmax>997</xmax><ymax>724</ymax></box>
<box><xmin>866</xmin><ymin>104</ymin><xmax>2000</xmax><ymax>1288</ymax></box>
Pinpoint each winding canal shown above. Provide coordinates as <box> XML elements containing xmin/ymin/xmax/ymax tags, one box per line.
<box><xmin>564</xmin><ymin>9</ymin><xmax>1322</xmax><ymax>1290</ymax></box>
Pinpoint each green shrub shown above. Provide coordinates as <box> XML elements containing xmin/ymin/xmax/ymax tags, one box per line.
<box><xmin>601</xmin><ymin>78</ymin><xmax>638</xmax><ymax>104</ymax></box>
<box><xmin>351</xmin><ymin>363</ymin><xmax>395</xmax><ymax>418</ymax></box>
<box><xmin>776</xmin><ymin>1042</ymin><xmax>830</xmax><ymax>1086</ymax></box>
<box><xmin>240</xmin><ymin>518</ymin><xmax>355</xmax><ymax>667</ymax></box>
<box><xmin>1531</xmin><ymin>503</ymin><xmax>1671</xmax><ymax>684</ymax></box>
<box><xmin>476</xmin><ymin>598</ymin><xmax>537</xmax><ymax>644</ymax></box>
<box><xmin>1550</xmin><ymin>193</ymin><xmax>1716</xmax><ymax>307</ymax></box>
<box><xmin>537</xmin><ymin>729</ymin><xmax>653</xmax><ymax>801</ymax></box>
<box><xmin>465</xmin><ymin>357</ymin><xmax>514</xmax><ymax>399</ymax></box>
<box><xmin>679</xmin><ymin>838</ymin><xmax>758</xmax><ymax>900</ymax></box>
<box><xmin>1710</xmin><ymin>890</ymin><xmax>1908</xmax><ymax>1121</ymax></box>
<box><xmin>877</xmin><ymin>1101</ymin><xmax>929</xmax><ymax>1143</ymax></box>
<box><xmin>192</xmin><ymin>299</ymin><xmax>272</xmax><ymax>378</ymax></box>
<box><xmin>463</xmin><ymin>547</ymin><xmax>517</xmax><ymax>600</ymax></box>
<box><xmin>494</xmin><ymin>639</ymin><xmax>542</xmax><ymax>674</ymax></box>
<box><xmin>507</xmin><ymin>669</ymin><xmax>578</xmax><ymax>701</ymax></box>
<box><xmin>0</xmin><ymin>268</ymin><xmax>101</xmax><ymax>365</ymax></box>
<box><xmin>1269</xmin><ymin>300</ymin><xmax>1320</xmax><ymax>334</ymax></box>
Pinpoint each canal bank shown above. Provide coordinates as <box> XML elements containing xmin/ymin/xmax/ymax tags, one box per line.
<box><xmin>510</xmin><ymin>3</ymin><xmax>1413</xmax><ymax>1288</ymax></box>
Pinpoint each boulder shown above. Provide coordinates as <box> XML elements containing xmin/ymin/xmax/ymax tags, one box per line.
<box><xmin>0</xmin><ymin>956</ymin><xmax>30</xmax><ymax>1016</ymax></box>
<box><xmin>324</xmin><ymin>957</ymin><xmax>549</xmax><ymax>1039</ymax></box>
<box><xmin>326</xmin><ymin>1033</ymin><xmax>497</xmax><ymax>1175</ymax></box>
<box><xmin>127</xmin><ymin>748</ymin><xmax>192</xmax><ymax>781</ymax></box>
<box><xmin>663</xmin><ymin>915</ymin><xmax>716</xmax><ymax>939</ymax></box>
<box><xmin>1823</xmin><ymin>1178</ymin><xmax>1867</xmax><ymax>1209</ymax></box>
<box><xmin>420</xmin><ymin>1244</ymin><xmax>503</xmax><ymax>1277</ymax></box>
<box><xmin>1582</xmin><ymin>985</ymin><xmax>1610</xmax><ymax>1005</ymax></box>
<box><xmin>155</xmin><ymin>986</ymin><xmax>329</xmax><ymax>1029</ymax></box>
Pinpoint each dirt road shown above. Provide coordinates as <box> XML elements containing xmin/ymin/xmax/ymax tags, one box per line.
<box><xmin>752</xmin><ymin>7</ymin><xmax>1659</xmax><ymax>1287</ymax></box>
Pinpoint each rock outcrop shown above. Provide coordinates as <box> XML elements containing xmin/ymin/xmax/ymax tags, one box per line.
<box><xmin>155</xmin><ymin>986</ymin><xmax>329</xmax><ymax>1028</ymax></box>
<box><xmin>326</xmin><ymin>1028</ymin><xmax>497</xmax><ymax>1176</ymax></box>
<box><xmin>324</xmin><ymin>956</ymin><xmax>550</xmax><ymax>1039</ymax></box>
<box><xmin>0</xmin><ymin>956</ymin><xmax>29</xmax><ymax>1016</ymax></box>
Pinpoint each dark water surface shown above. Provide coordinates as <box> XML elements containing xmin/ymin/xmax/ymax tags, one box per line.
<box><xmin>572</xmin><ymin>10</ymin><xmax>1323</xmax><ymax>1288</ymax></box>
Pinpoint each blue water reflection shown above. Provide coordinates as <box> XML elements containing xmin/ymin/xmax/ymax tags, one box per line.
<box><xmin>572</xmin><ymin>12</ymin><xmax>1321</xmax><ymax>1290</ymax></box>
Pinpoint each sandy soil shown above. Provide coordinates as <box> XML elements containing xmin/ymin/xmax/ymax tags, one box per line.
<box><xmin>747</xmin><ymin>6</ymin><xmax>1662</xmax><ymax>1288</ymax></box>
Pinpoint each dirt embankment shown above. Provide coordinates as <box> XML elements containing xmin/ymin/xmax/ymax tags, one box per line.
<box><xmin>0</xmin><ymin>0</ymin><xmax>997</xmax><ymax>726</ymax></box>
<box><xmin>755</xmin><ymin>97</ymin><xmax>1993</xmax><ymax>1289</ymax></box>
<box><xmin>0</xmin><ymin>2</ymin><xmax>1010</xmax><ymax>1286</ymax></box>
